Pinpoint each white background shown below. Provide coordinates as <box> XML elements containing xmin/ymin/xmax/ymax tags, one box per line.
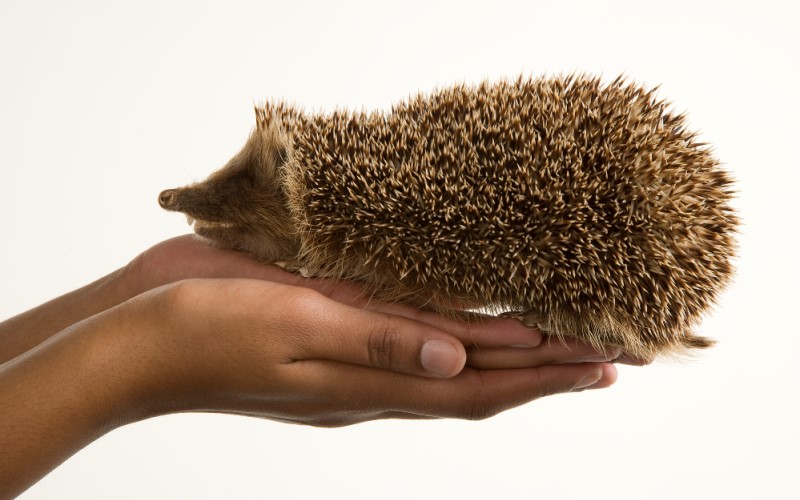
<box><xmin>1</xmin><ymin>1</ymin><xmax>798</xmax><ymax>498</ymax></box>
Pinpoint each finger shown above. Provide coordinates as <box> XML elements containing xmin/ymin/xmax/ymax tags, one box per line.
<box><xmin>294</xmin><ymin>360</ymin><xmax>615</xmax><ymax>421</ymax></box>
<box><xmin>306</xmin><ymin>282</ymin><xmax>543</xmax><ymax>349</ymax></box>
<box><xmin>572</xmin><ymin>363</ymin><xmax>618</xmax><ymax>391</ymax></box>
<box><xmin>359</xmin><ymin>303</ymin><xmax>544</xmax><ymax>349</ymax></box>
<box><xmin>288</xmin><ymin>291</ymin><xmax>467</xmax><ymax>378</ymax></box>
<box><xmin>466</xmin><ymin>337</ymin><xmax>623</xmax><ymax>370</ymax></box>
<box><xmin>409</xmin><ymin>363</ymin><xmax>616</xmax><ymax>419</ymax></box>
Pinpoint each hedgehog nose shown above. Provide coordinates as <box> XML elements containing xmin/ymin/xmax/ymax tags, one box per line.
<box><xmin>159</xmin><ymin>189</ymin><xmax>177</xmax><ymax>209</ymax></box>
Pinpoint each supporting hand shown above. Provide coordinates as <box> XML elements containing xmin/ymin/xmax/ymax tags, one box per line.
<box><xmin>0</xmin><ymin>235</ymin><xmax>622</xmax><ymax>497</ymax></box>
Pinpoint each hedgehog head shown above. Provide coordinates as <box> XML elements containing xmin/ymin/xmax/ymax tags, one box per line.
<box><xmin>158</xmin><ymin>121</ymin><xmax>299</xmax><ymax>261</ymax></box>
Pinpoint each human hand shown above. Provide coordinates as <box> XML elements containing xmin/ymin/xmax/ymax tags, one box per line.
<box><xmin>122</xmin><ymin>235</ymin><xmax>639</xmax><ymax>369</ymax></box>
<box><xmin>0</xmin><ymin>241</ymin><xmax>619</xmax><ymax>496</ymax></box>
<box><xmin>123</xmin><ymin>234</ymin><xmax>305</xmax><ymax>296</ymax></box>
<box><xmin>123</xmin><ymin>278</ymin><xmax>618</xmax><ymax>427</ymax></box>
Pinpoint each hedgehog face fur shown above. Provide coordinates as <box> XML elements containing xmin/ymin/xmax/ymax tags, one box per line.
<box><xmin>159</xmin><ymin>125</ymin><xmax>299</xmax><ymax>262</ymax></box>
<box><xmin>159</xmin><ymin>75</ymin><xmax>738</xmax><ymax>359</ymax></box>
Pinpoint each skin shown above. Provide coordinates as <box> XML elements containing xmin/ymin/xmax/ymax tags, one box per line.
<box><xmin>0</xmin><ymin>235</ymin><xmax>628</xmax><ymax>498</ymax></box>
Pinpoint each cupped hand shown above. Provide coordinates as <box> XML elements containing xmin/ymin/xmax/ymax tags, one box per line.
<box><xmin>128</xmin><ymin>278</ymin><xmax>617</xmax><ymax>427</ymax></box>
<box><xmin>123</xmin><ymin>235</ymin><xmax>641</xmax><ymax>369</ymax></box>
<box><xmin>0</xmin><ymin>235</ymin><xmax>622</xmax><ymax>498</ymax></box>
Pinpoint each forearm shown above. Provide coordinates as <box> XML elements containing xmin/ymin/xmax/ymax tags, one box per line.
<box><xmin>0</xmin><ymin>235</ymin><xmax>296</xmax><ymax>365</ymax></box>
<box><xmin>0</xmin><ymin>266</ymin><xmax>135</xmax><ymax>365</ymax></box>
<box><xmin>0</xmin><ymin>298</ymin><xmax>162</xmax><ymax>498</ymax></box>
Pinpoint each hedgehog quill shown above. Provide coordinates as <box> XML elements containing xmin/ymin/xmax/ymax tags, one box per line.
<box><xmin>159</xmin><ymin>75</ymin><xmax>737</xmax><ymax>359</ymax></box>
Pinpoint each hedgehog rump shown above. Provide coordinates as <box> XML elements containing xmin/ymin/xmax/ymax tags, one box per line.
<box><xmin>162</xmin><ymin>75</ymin><xmax>738</xmax><ymax>359</ymax></box>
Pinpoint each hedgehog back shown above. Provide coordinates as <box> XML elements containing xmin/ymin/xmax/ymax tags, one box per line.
<box><xmin>275</xmin><ymin>75</ymin><xmax>737</xmax><ymax>357</ymax></box>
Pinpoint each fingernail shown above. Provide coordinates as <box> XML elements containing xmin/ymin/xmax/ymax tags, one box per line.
<box><xmin>574</xmin><ymin>369</ymin><xmax>603</xmax><ymax>390</ymax></box>
<box><xmin>421</xmin><ymin>340</ymin><xmax>459</xmax><ymax>377</ymax></box>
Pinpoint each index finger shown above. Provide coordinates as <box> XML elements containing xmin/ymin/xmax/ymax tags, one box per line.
<box><xmin>283</xmin><ymin>289</ymin><xmax>466</xmax><ymax>379</ymax></box>
<box><xmin>205</xmin><ymin>249</ymin><xmax>544</xmax><ymax>349</ymax></box>
<box><xmin>303</xmin><ymin>279</ymin><xmax>543</xmax><ymax>349</ymax></box>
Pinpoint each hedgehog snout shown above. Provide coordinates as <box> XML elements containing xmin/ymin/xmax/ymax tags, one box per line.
<box><xmin>158</xmin><ymin>189</ymin><xmax>178</xmax><ymax>210</ymax></box>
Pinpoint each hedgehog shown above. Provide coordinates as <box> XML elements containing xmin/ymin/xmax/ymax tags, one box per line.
<box><xmin>158</xmin><ymin>74</ymin><xmax>737</xmax><ymax>359</ymax></box>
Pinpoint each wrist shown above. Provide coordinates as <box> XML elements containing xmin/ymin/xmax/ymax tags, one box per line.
<box><xmin>0</xmin><ymin>265</ymin><xmax>138</xmax><ymax>365</ymax></box>
<box><xmin>105</xmin><ymin>281</ymin><xmax>251</xmax><ymax>420</ymax></box>
<box><xmin>0</xmin><ymin>300</ymin><xmax>163</xmax><ymax>496</ymax></box>
<box><xmin>94</xmin><ymin>287</ymin><xmax>199</xmax><ymax>422</ymax></box>
<box><xmin>64</xmin><ymin>299</ymin><xmax>166</xmax><ymax>428</ymax></box>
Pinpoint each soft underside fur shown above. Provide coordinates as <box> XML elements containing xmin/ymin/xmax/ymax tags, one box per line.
<box><xmin>159</xmin><ymin>74</ymin><xmax>738</xmax><ymax>359</ymax></box>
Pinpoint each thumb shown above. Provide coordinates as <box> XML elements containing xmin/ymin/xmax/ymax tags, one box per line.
<box><xmin>418</xmin><ymin>339</ymin><xmax>467</xmax><ymax>377</ymax></box>
<box><xmin>297</xmin><ymin>299</ymin><xmax>467</xmax><ymax>378</ymax></box>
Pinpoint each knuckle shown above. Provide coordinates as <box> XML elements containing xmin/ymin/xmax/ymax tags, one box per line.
<box><xmin>147</xmin><ymin>280</ymin><xmax>208</xmax><ymax>330</ymax></box>
<box><xmin>275</xmin><ymin>287</ymin><xmax>333</xmax><ymax>343</ymax></box>
<box><xmin>282</xmin><ymin>287</ymin><xmax>329</xmax><ymax>316</ymax></box>
<box><xmin>367</xmin><ymin>316</ymin><xmax>402</xmax><ymax>370</ymax></box>
<box><xmin>157</xmin><ymin>280</ymin><xmax>194</xmax><ymax>311</ymax></box>
<box><xmin>278</xmin><ymin>287</ymin><xmax>333</xmax><ymax>326</ymax></box>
